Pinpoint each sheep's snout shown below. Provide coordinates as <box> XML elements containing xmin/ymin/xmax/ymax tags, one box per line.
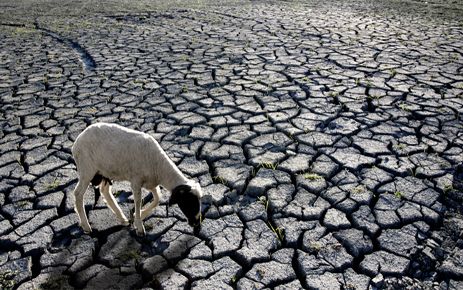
<box><xmin>188</xmin><ymin>212</ymin><xmax>201</xmax><ymax>227</ymax></box>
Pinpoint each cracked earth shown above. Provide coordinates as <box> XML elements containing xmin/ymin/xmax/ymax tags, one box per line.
<box><xmin>1</xmin><ymin>0</ymin><xmax>463</xmax><ymax>289</ymax></box>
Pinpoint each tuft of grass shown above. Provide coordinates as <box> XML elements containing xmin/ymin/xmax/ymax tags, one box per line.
<box><xmin>389</xmin><ymin>69</ymin><xmax>397</xmax><ymax>77</ymax></box>
<box><xmin>328</xmin><ymin>91</ymin><xmax>339</xmax><ymax>98</ymax></box>
<box><xmin>365</xmin><ymin>79</ymin><xmax>372</xmax><ymax>88</ymax></box>
<box><xmin>212</xmin><ymin>176</ymin><xmax>227</xmax><ymax>185</ymax></box>
<box><xmin>86</xmin><ymin>107</ymin><xmax>98</xmax><ymax>114</ymax></box>
<box><xmin>46</xmin><ymin>178</ymin><xmax>60</xmax><ymax>190</ymax></box>
<box><xmin>443</xmin><ymin>184</ymin><xmax>454</xmax><ymax>194</ymax></box>
<box><xmin>119</xmin><ymin>249</ymin><xmax>141</xmax><ymax>262</ymax></box>
<box><xmin>345</xmin><ymin>283</ymin><xmax>356</xmax><ymax>290</ymax></box>
<box><xmin>351</xmin><ymin>185</ymin><xmax>366</xmax><ymax>195</ymax></box>
<box><xmin>260</xmin><ymin>162</ymin><xmax>278</xmax><ymax>170</ymax></box>
<box><xmin>0</xmin><ymin>270</ymin><xmax>17</xmax><ymax>290</ymax></box>
<box><xmin>303</xmin><ymin>172</ymin><xmax>323</xmax><ymax>181</ymax></box>
<box><xmin>394</xmin><ymin>191</ymin><xmax>404</xmax><ymax>199</ymax></box>
<box><xmin>307</xmin><ymin>241</ymin><xmax>322</xmax><ymax>253</ymax></box>
<box><xmin>258</xmin><ymin>196</ymin><xmax>269</xmax><ymax>211</ymax></box>
<box><xmin>16</xmin><ymin>200</ymin><xmax>29</xmax><ymax>208</ymax></box>
<box><xmin>393</xmin><ymin>143</ymin><xmax>407</xmax><ymax>150</ymax></box>
<box><xmin>230</xmin><ymin>276</ymin><xmax>237</xmax><ymax>284</ymax></box>
<box><xmin>268</xmin><ymin>222</ymin><xmax>284</xmax><ymax>242</ymax></box>
<box><xmin>398</xmin><ymin>102</ymin><xmax>411</xmax><ymax>111</ymax></box>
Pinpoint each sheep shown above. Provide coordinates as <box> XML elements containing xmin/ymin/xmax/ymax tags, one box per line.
<box><xmin>71</xmin><ymin>122</ymin><xmax>203</xmax><ymax>236</ymax></box>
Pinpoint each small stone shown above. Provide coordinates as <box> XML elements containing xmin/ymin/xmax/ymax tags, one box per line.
<box><xmin>372</xmin><ymin>273</ymin><xmax>384</xmax><ymax>287</ymax></box>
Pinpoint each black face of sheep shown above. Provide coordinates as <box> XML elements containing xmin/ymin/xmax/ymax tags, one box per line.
<box><xmin>170</xmin><ymin>184</ymin><xmax>202</xmax><ymax>228</ymax></box>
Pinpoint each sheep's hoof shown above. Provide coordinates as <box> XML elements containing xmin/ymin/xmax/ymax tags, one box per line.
<box><xmin>120</xmin><ymin>219</ymin><xmax>130</xmax><ymax>226</ymax></box>
<box><xmin>79</xmin><ymin>222</ymin><xmax>92</xmax><ymax>234</ymax></box>
<box><xmin>136</xmin><ymin>229</ymin><xmax>146</xmax><ymax>237</ymax></box>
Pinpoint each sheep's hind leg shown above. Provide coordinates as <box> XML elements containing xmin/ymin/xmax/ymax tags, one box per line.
<box><xmin>73</xmin><ymin>179</ymin><xmax>92</xmax><ymax>233</ymax></box>
<box><xmin>131</xmin><ymin>183</ymin><xmax>145</xmax><ymax>236</ymax></box>
<box><xmin>100</xmin><ymin>179</ymin><xmax>129</xmax><ymax>226</ymax></box>
<box><xmin>140</xmin><ymin>186</ymin><xmax>160</xmax><ymax>220</ymax></box>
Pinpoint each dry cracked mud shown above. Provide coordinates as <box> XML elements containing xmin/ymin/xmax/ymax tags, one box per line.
<box><xmin>1</xmin><ymin>0</ymin><xmax>463</xmax><ymax>289</ymax></box>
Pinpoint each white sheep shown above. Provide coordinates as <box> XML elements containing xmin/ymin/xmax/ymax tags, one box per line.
<box><xmin>71</xmin><ymin>122</ymin><xmax>203</xmax><ymax>236</ymax></box>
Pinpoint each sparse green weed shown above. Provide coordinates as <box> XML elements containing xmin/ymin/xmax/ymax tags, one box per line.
<box><xmin>303</xmin><ymin>172</ymin><xmax>323</xmax><ymax>181</ymax></box>
<box><xmin>268</xmin><ymin>222</ymin><xmax>284</xmax><ymax>242</ymax></box>
<box><xmin>0</xmin><ymin>270</ymin><xmax>16</xmax><ymax>290</ymax></box>
<box><xmin>393</xmin><ymin>143</ymin><xmax>407</xmax><ymax>150</ymax></box>
<box><xmin>16</xmin><ymin>200</ymin><xmax>29</xmax><ymax>208</ymax></box>
<box><xmin>46</xmin><ymin>178</ymin><xmax>60</xmax><ymax>190</ymax></box>
<box><xmin>398</xmin><ymin>102</ymin><xmax>411</xmax><ymax>111</ymax></box>
<box><xmin>307</xmin><ymin>241</ymin><xmax>322</xmax><ymax>253</ymax></box>
<box><xmin>394</xmin><ymin>191</ymin><xmax>404</xmax><ymax>199</ymax></box>
<box><xmin>119</xmin><ymin>249</ymin><xmax>141</xmax><ymax>262</ymax></box>
<box><xmin>443</xmin><ymin>184</ymin><xmax>454</xmax><ymax>194</ymax></box>
<box><xmin>260</xmin><ymin>162</ymin><xmax>278</xmax><ymax>170</ymax></box>
<box><xmin>351</xmin><ymin>185</ymin><xmax>366</xmax><ymax>195</ymax></box>
<box><xmin>212</xmin><ymin>176</ymin><xmax>227</xmax><ymax>185</ymax></box>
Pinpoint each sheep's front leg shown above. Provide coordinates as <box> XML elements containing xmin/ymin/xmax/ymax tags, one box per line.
<box><xmin>100</xmin><ymin>180</ymin><xmax>129</xmax><ymax>226</ymax></box>
<box><xmin>131</xmin><ymin>183</ymin><xmax>145</xmax><ymax>236</ymax></box>
<box><xmin>141</xmin><ymin>186</ymin><xmax>160</xmax><ymax>220</ymax></box>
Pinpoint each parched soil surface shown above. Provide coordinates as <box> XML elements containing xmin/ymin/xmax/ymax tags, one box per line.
<box><xmin>1</xmin><ymin>0</ymin><xmax>463</xmax><ymax>289</ymax></box>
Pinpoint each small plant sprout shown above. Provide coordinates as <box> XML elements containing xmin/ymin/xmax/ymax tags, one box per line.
<box><xmin>260</xmin><ymin>162</ymin><xmax>278</xmax><ymax>170</ymax></box>
<box><xmin>87</xmin><ymin>107</ymin><xmax>98</xmax><ymax>114</ymax></box>
<box><xmin>328</xmin><ymin>91</ymin><xmax>339</xmax><ymax>98</ymax></box>
<box><xmin>258</xmin><ymin>196</ymin><xmax>269</xmax><ymax>211</ymax></box>
<box><xmin>46</xmin><ymin>178</ymin><xmax>60</xmax><ymax>190</ymax></box>
<box><xmin>119</xmin><ymin>249</ymin><xmax>141</xmax><ymax>262</ymax></box>
<box><xmin>394</xmin><ymin>191</ymin><xmax>404</xmax><ymax>199</ymax></box>
<box><xmin>389</xmin><ymin>69</ymin><xmax>397</xmax><ymax>77</ymax></box>
<box><xmin>351</xmin><ymin>185</ymin><xmax>366</xmax><ymax>195</ymax></box>
<box><xmin>443</xmin><ymin>184</ymin><xmax>454</xmax><ymax>194</ymax></box>
<box><xmin>231</xmin><ymin>276</ymin><xmax>237</xmax><ymax>284</ymax></box>
<box><xmin>307</xmin><ymin>241</ymin><xmax>322</xmax><ymax>253</ymax></box>
<box><xmin>303</xmin><ymin>172</ymin><xmax>323</xmax><ymax>181</ymax></box>
<box><xmin>212</xmin><ymin>176</ymin><xmax>227</xmax><ymax>185</ymax></box>
<box><xmin>16</xmin><ymin>200</ymin><xmax>29</xmax><ymax>208</ymax></box>
<box><xmin>393</xmin><ymin>143</ymin><xmax>407</xmax><ymax>150</ymax></box>
<box><xmin>268</xmin><ymin>222</ymin><xmax>284</xmax><ymax>242</ymax></box>
<box><xmin>345</xmin><ymin>283</ymin><xmax>356</xmax><ymax>290</ymax></box>
<box><xmin>0</xmin><ymin>270</ymin><xmax>17</xmax><ymax>290</ymax></box>
<box><xmin>365</xmin><ymin>79</ymin><xmax>372</xmax><ymax>88</ymax></box>
<box><xmin>398</xmin><ymin>102</ymin><xmax>411</xmax><ymax>111</ymax></box>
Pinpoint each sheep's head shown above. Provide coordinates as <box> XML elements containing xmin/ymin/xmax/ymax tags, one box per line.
<box><xmin>169</xmin><ymin>182</ymin><xmax>203</xmax><ymax>228</ymax></box>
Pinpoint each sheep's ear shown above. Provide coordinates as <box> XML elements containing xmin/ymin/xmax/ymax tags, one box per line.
<box><xmin>169</xmin><ymin>184</ymin><xmax>191</xmax><ymax>206</ymax></box>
